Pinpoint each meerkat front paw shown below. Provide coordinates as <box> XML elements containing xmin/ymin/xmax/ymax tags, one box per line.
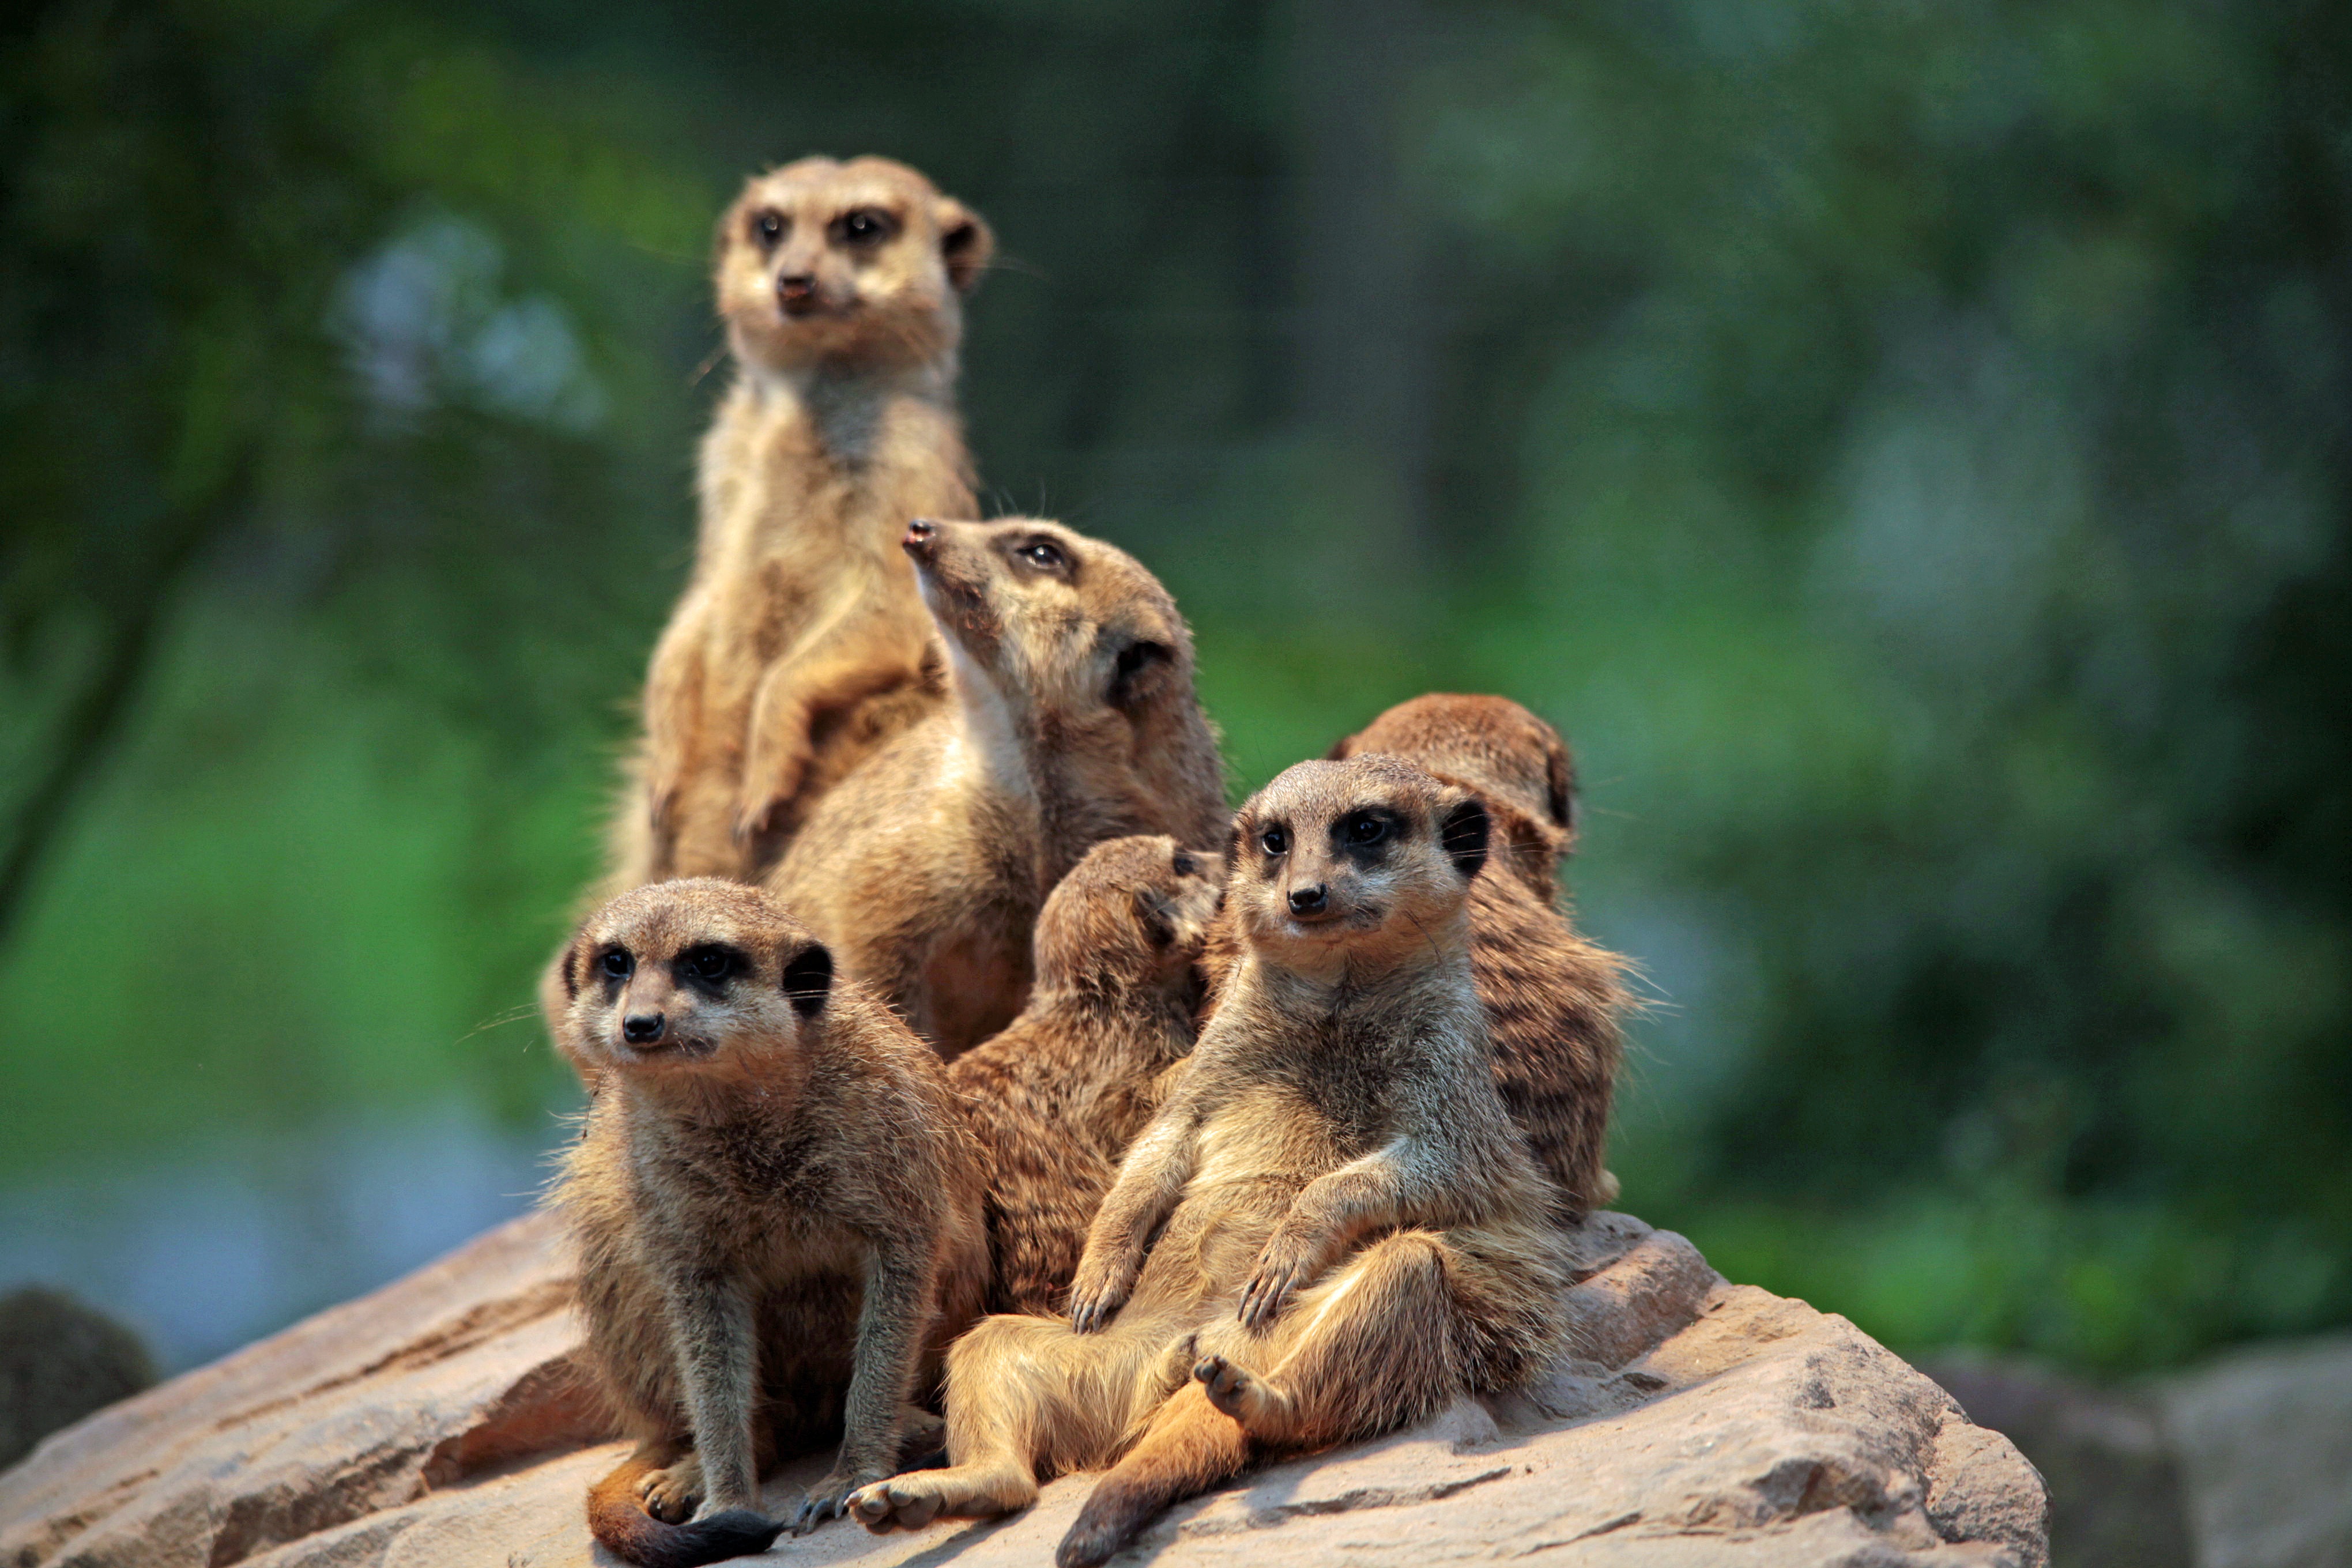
<box><xmin>1237</xmin><ymin>1231</ymin><xmax>1322</xmax><ymax>1329</ymax></box>
<box><xmin>1066</xmin><ymin>1254</ymin><xmax>1137</xmax><ymax>1333</ymax></box>
<box><xmin>637</xmin><ymin>1452</ymin><xmax>704</xmax><ymax>1523</ymax></box>
<box><xmin>792</xmin><ymin>1465</ymin><xmax>881</xmax><ymax>1535</ymax></box>
<box><xmin>733</xmin><ymin>753</ymin><xmax>810</xmax><ymax>843</ymax></box>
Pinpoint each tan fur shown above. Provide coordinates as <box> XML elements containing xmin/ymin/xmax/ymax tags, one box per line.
<box><xmin>613</xmin><ymin>156</ymin><xmax>994</xmax><ymax>889</ymax></box>
<box><xmin>766</xmin><ymin>517</ymin><xmax>1228</xmax><ymax>1056</ymax></box>
<box><xmin>949</xmin><ymin>835</ymin><xmax>1223</xmax><ymax>1316</ymax></box>
<box><xmin>546</xmin><ymin>879</ymin><xmax>987</xmax><ymax>1565</ymax></box>
<box><xmin>1196</xmin><ymin>693</ymin><xmax>1631</xmax><ymax>1221</ymax></box>
<box><xmin>846</xmin><ymin>757</ymin><xmax>1571</xmax><ymax>1567</ymax></box>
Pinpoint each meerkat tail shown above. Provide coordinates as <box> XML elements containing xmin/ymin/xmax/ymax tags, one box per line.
<box><xmin>1053</xmin><ymin>1385</ymin><xmax>1247</xmax><ymax>1568</ymax></box>
<box><xmin>586</xmin><ymin>1449</ymin><xmax>785</xmax><ymax>1568</ymax></box>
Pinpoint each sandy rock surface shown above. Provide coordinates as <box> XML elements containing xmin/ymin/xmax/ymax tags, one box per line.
<box><xmin>0</xmin><ymin>1211</ymin><xmax>2045</xmax><ymax>1567</ymax></box>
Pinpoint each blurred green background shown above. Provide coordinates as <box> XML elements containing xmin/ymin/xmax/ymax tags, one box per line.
<box><xmin>3</xmin><ymin>0</ymin><xmax>2347</xmax><ymax>1378</ymax></box>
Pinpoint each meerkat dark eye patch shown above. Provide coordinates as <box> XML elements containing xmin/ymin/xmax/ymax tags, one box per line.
<box><xmin>1108</xmin><ymin>639</ymin><xmax>1171</xmax><ymax>708</ymax></box>
<box><xmin>1011</xmin><ymin>536</ymin><xmax>1071</xmax><ymax>576</ymax></box>
<box><xmin>677</xmin><ymin>944</ymin><xmax>744</xmax><ymax>992</ymax></box>
<box><xmin>1440</xmin><ymin>798</ymin><xmax>1491</xmax><ymax>880</ymax></box>
<box><xmin>1337</xmin><ymin>809</ymin><xmax>1392</xmax><ymax>850</ymax></box>
<box><xmin>832</xmin><ymin>207</ymin><xmax>899</xmax><ymax>246</ymax></box>
<box><xmin>1171</xmin><ymin>850</ymin><xmax>1197</xmax><ymax>877</ymax></box>
<box><xmin>781</xmin><ymin>941</ymin><xmax>835</xmax><ymax>1017</ymax></box>
<box><xmin>751</xmin><ymin>209</ymin><xmax>786</xmax><ymax>248</ymax></box>
<box><xmin>598</xmin><ymin>946</ymin><xmax>634</xmax><ymax>983</ymax></box>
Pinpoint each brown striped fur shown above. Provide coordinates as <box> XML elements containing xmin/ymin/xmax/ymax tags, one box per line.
<box><xmin>949</xmin><ymin>835</ymin><xmax>1223</xmax><ymax>1316</ymax></box>
<box><xmin>846</xmin><ymin>757</ymin><xmax>1571</xmax><ymax>1566</ymax></box>
<box><xmin>546</xmin><ymin>880</ymin><xmax>987</xmax><ymax>1562</ymax></box>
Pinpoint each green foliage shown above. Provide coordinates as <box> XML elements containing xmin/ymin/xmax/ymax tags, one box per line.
<box><xmin>2</xmin><ymin>0</ymin><xmax>2347</xmax><ymax>1374</ymax></box>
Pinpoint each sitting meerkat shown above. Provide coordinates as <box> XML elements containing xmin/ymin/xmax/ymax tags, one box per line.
<box><xmin>547</xmin><ymin>879</ymin><xmax>988</xmax><ymax>1567</ymax></box>
<box><xmin>847</xmin><ymin>756</ymin><xmax>1573</xmax><ymax>1568</ymax></box>
<box><xmin>617</xmin><ymin>155</ymin><xmax>994</xmax><ymax>889</ymax></box>
<box><xmin>949</xmin><ymin>834</ymin><xmax>1224</xmax><ymax>1316</ymax></box>
<box><xmin>766</xmin><ymin>516</ymin><xmax>1228</xmax><ymax>1057</ymax></box>
<box><xmin>1328</xmin><ymin>693</ymin><xmax>1631</xmax><ymax>1221</ymax></box>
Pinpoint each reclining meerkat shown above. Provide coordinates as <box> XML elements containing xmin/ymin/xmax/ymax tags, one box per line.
<box><xmin>766</xmin><ymin>516</ymin><xmax>1228</xmax><ymax>1056</ymax></box>
<box><xmin>614</xmin><ymin>154</ymin><xmax>994</xmax><ymax>889</ymax></box>
<box><xmin>1328</xmin><ymin>693</ymin><xmax>1631</xmax><ymax>1221</ymax></box>
<box><xmin>949</xmin><ymin>834</ymin><xmax>1224</xmax><ymax>1316</ymax></box>
<box><xmin>847</xmin><ymin>756</ymin><xmax>1573</xmax><ymax>1567</ymax></box>
<box><xmin>546</xmin><ymin>879</ymin><xmax>988</xmax><ymax>1567</ymax></box>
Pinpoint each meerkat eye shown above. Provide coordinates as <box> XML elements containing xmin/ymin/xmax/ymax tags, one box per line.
<box><xmin>1016</xmin><ymin>539</ymin><xmax>1067</xmax><ymax>572</ymax></box>
<box><xmin>835</xmin><ymin>208</ymin><xmax>896</xmax><ymax>246</ymax></box>
<box><xmin>1261</xmin><ymin>826</ymin><xmax>1290</xmax><ymax>857</ymax></box>
<box><xmin>600</xmin><ymin>948</ymin><xmax>633</xmax><ymax>979</ymax></box>
<box><xmin>1343</xmin><ymin>812</ymin><xmax>1386</xmax><ymax>846</ymax></box>
<box><xmin>681</xmin><ymin>946</ymin><xmax>738</xmax><ymax>984</ymax></box>
<box><xmin>1172</xmin><ymin>851</ymin><xmax>1197</xmax><ymax>876</ymax></box>
<box><xmin>752</xmin><ymin>209</ymin><xmax>785</xmax><ymax>248</ymax></box>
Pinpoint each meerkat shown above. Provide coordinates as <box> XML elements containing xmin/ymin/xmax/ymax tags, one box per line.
<box><xmin>949</xmin><ymin>834</ymin><xmax>1224</xmax><ymax>1316</ymax></box>
<box><xmin>613</xmin><ymin>155</ymin><xmax>994</xmax><ymax>890</ymax></box>
<box><xmin>1327</xmin><ymin>693</ymin><xmax>1631</xmax><ymax>1221</ymax></box>
<box><xmin>846</xmin><ymin>756</ymin><xmax>1574</xmax><ymax>1568</ymax></box>
<box><xmin>546</xmin><ymin>878</ymin><xmax>989</xmax><ymax>1567</ymax></box>
<box><xmin>766</xmin><ymin>516</ymin><xmax>1227</xmax><ymax>1056</ymax></box>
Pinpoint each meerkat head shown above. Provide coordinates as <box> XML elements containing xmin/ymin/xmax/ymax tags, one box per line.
<box><xmin>1227</xmin><ymin>755</ymin><xmax>1489</xmax><ymax>972</ymax></box>
<box><xmin>900</xmin><ymin>516</ymin><xmax>1194</xmax><ymax>728</ymax></box>
<box><xmin>555</xmin><ymin>878</ymin><xmax>837</xmax><ymax>1083</ymax></box>
<box><xmin>1330</xmin><ymin>693</ymin><xmax>1575</xmax><ymax>899</ymax></box>
<box><xmin>714</xmin><ymin>155</ymin><xmax>993</xmax><ymax>375</ymax></box>
<box><xmin>1033</xmin><ymin>835</ymin><xmax>1225</xmax><ymax>998</ymax></box>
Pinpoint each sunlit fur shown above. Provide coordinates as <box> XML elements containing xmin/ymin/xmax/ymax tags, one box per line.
<box><xmin>547</xmin><ymin>879</ymin><xmax>987</xmax><ymax>1567</ymax></box>
<box><xmin>950</xmin><ymin>835</ymin><xmax>1226</xmax><ymax>1315</ymax></box>
<box><xmin>767</xmin><ymin>517</ymin><xmax>1228</xmax><ymax>1056</ymax></box>
<box><xmin>609</xmin><ymin>156</ymin><xmax>994</xmax><ymax>895</ymax></box>
<box><xmin>845</xmin><ymin>757</ymin><xmax>1570</xmax><ymax>1568</ymax></box>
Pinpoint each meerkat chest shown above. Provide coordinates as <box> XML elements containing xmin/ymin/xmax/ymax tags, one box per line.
<box><xmin>1189</xmin><ymin>1077</ymin><xmax>1386</xmax><ymax>1193</ymax></box>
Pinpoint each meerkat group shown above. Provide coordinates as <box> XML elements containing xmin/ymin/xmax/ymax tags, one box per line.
<box><xmin>540</xmin><ymin>154</ymin><xmax>1635</xmax><ymax>1567</ymax></box>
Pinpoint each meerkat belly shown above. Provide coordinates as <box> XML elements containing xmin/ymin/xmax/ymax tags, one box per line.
<box><xmin>1141</xmin><ymin>1091</ymin><xmax>1358</xmax><ymax>1300</ymax></box>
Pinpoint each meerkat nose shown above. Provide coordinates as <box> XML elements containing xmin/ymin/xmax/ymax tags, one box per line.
<box><xmin>622</xmin><ymin>1011</ymin><xmax>666</xmax><ymax>1045</ymax></box>
<box><xmin>1288</xmin><ymin>885</ymin><xmax>1328</xmax><ymax>915</ymax></box>
<box><xmin>903</xmin><ymin>518</ymin><xmax>937</xmax><ymax>556</ymax></box>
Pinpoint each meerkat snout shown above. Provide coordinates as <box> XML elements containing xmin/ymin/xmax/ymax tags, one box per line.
<box><xmin>903</xmin><ymin>518</ymin><xmax>937</xmax><ymax>552</ymax></box>
<box><xmin>623</xmin><ymin>1011</ymin><xmax>666</xmax><ymax>1045</ymax></box>
<box><xmin>1287</xmin><ymin>884</ymin><xmax>1329</xmax><ymax>917</ymax></box>
<box><xmin>778</xmin><ymin>271</ymin><xmax>817</xmax><ymax>313</ymax></box>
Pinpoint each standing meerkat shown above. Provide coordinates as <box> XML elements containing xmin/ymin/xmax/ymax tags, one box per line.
<box><xmin>616</xmin><ymin>155</ymin><xmax>993</xmax><ymax>889</ymax></box>
<box><xmin>847</xmin><ymin>756</ymin><xmax>1573</xmax><ymax>1568</ymax></box>
<box><xmin>1328</xmin><ymin>693</ymin><xmax>1631</xmax><ymax>1221</ymax></box>
<box><xmin>766</xmin><ymin>515</ymin><xmax>1227</xmax><ymax>1056</ymax></box>
<box><xmin>547</xmin><ymin>879</ymin><xmax>988</xmax><ymax>1567</ymax></box>
<box><xmin>949</xmin><ymin>834</ymin><xmax>1224</xmax><ymax>1316</ymax></box>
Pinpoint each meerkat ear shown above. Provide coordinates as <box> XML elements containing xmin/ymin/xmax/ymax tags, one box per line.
<box><xmin>936</xmin><ymin>199</ymin><xmax>994</xmax><ymax>295</ymax></box>
<box><xmin>1132</xmin><ymin>887</ymin><xmax>1178</xmax><ymax>948</ymax></box>
<box><xmin>781</xmin><ymin>941</ymin><xmax>834</xmax><ymax>1017</ymax></box>
<box><xmin>559</xmin><ymin>938</ymin><xmax>583</xmax><ymax>1001</ymax></box>
<box><xmin>1107</xmin><ymin>638</ymin><xmax>1173</xmax><ymax>710</ymax></box>
<box><xmin>1439</xmin><ymin>795</ymin><xmax>1490</xmax><ymax>880</ymax></box>
<box><xmin>1324</xmin><ymin>730</ymin><xmax>1360</xmax><ymax>762</ymax></box>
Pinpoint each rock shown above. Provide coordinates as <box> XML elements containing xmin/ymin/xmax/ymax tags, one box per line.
<box><xmin>1920</xmin><ymin>1355</ymin><xmax>2191</xmax><ymax>1568</ymax></box>
<box><xmin>0</xmin><ymin>1213</ymin><xmax>2045</xmax><ymax>1567</ymax></box>
<box><xmin>2157</xmin><ymin>1335</ymin><xmax>2352</xmax><ymax>1568</ymax></box>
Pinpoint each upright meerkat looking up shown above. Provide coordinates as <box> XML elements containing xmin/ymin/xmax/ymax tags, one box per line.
<box><xmin>1327</xmin><ymin>693</ymin><xmax>1630</xmax><ymax>1221</ymax></box>
<box><xmin>767</xmin><ymin>517</ymin><xmax>1227</xmax><ymax>1056</ymax></box>
<box><xmin>616</xmin><ymin>155</ymin><xmax>993</xmax><ymax>888</ymax></box>
<box><xmin>548</xmin><ymin>879</ymin><xmax>987</xmax><ymax>1567</ymax></box>
<box><xmin>847</xmin><ymin>756</ymin><xmax>1571</xmax><ymax>1567</ymax></box>
<box><xmin>949</xmin><ymin>834</ymin><xmax>1224</xmax><ymax>1316</ymax></box>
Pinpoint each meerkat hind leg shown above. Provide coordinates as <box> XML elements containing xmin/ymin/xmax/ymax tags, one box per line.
<box><xmin>1198</xmin><ymin>1229</ymin><xmax>1466</xmax><ymax>1452</ymax></box>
